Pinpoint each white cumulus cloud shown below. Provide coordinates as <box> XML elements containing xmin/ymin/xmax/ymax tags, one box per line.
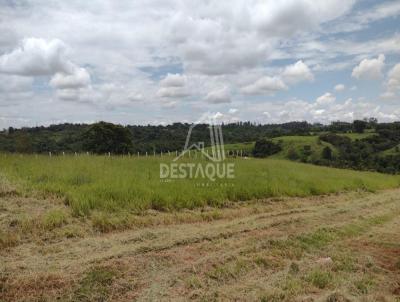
<box><xmin>352</xmin><ymin>54</ymin><xmax>385</xmax><ymax>80</ymax></box>
<box><xmin>316</xmin><ymin>92</ymin><xmax>336</xmax><ymax>106</ymax></box>
<box><xmin>241</xmin><ymin>76</ymin><xmax>287</xmax><ymax>95</ymax></box>
<box><xmin>0</xmin><ymin>38</ymin><xmax>74</xmax><ymax>76</ymax></box>
<box><xmin>50</xmin><ymin>67</ymin><xmax>91</xmax><ymax>89</ymax></box>
<box><xmin>281</xmin><ymin>60</ymin><xmax>314</xmax><ymax>84</ymax></box>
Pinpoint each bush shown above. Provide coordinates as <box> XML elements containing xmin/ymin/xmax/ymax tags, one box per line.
<box><xmin>322</xmin><ymin>146</ymin><xmax>333</xmax><ymax>160</ymax></box>
<box><xmin>252</xmin><ymin>139</ymin><xmax>282</xmax><ymax>158</ymax></box>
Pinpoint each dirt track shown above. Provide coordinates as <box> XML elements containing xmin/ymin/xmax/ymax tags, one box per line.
<box><xmin>1</xmin><ymin>190</ymin><xmax>400</xmax><ymax>301</ymax></box>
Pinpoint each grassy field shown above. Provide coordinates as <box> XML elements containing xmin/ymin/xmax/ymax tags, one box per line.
<box><xmin>1</xmin><ymin>183</ymin><xmax>400</xmax><ymax>301</ymax></box>
<box><xmin>0</xmin><ymin>153</ymin><xmax>399</xmax><ymax>217</ymax></box>
<box><xmin>1</xmin><ymin>153</ymin><xmax>400</xmax><ymax>301</ymax></box>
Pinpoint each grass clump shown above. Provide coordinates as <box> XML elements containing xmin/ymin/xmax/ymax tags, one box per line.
<box><xmin>353</xmin><ymin>276</ymin><xmax>374</xmax><ymax>294</ymax></box>
<box><xmin>306</xmin><ymin>269</ymin><xmax>333</xmax><ymax>289</ymax></box>
<box><xmin>74</xmin><ymin>266</ymin><xmax>118</xmax><ymax>301</ymax></box>
<box><xmin>42</xmin><ymin>209</ymin><xmax>67</xmax><ymax>230</ymax></box>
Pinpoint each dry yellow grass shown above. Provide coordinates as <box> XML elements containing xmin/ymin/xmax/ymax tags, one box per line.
<box><xmin>1</xmin><ymin>189</ymin><xmax>400</xmax><ymax>301</ymax></box>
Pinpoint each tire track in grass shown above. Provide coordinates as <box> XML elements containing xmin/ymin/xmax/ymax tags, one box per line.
<box><xmin>2</xmin><ymin>189</ymin><xmax>400</xmax><ymax>301</ymax></box>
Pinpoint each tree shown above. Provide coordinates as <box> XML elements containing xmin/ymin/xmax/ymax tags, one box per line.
<box><xmin>82</xmin><ymin>122</ymin><xmax>133</xmax><ymax>154</ymax></box>
<box><xmin>15</xmin><ymin>133</ymin><xmax>32</xmax><ymax>153</ymax></box>
<box><xmin>252</xmin><ymin>139</ymin><xmax>281</xmax><ymax>158</ymax></box>
<box><xmin>321</xmin><ymin>146</ymin><xmax>332</xmax><ymax>160</ymax></box>
<box><xmin>353</xmin><ymin>120</ymin><xmax>368</xmax><ymax>133</ymax></box>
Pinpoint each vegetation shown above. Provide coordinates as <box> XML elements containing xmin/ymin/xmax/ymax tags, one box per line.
<box><xmin>0</xmin><ymin>154</ymin><xmax>399</xmax><ymax>216</ymax></box>
<box><xmin>318</xmin><ymin>129</ymin><xmax>400</xmax><ymax>173</ymax></box>
<box><xmin>82</xmin><ymin>122</ymin><xmax>133</xmax><ymax>154</ymax></box>
<box><xmin>2</xmin><ymin>183</ymin><xmax>400</xmax><ymax>301</ymax></box>
<box><xmin>252</xmin><ymin>139</ymin><xmax>282</xmax><ymax>157</ymax></box>
<box><xmin>0</xmin><ymin>121</ymin><xmax>313</xmax><ymax>154</ymax></box>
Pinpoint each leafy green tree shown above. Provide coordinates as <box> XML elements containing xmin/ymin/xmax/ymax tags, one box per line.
<box><xmin>252</xmin><ymin>139</ymin><xmax>281</xmax><ymax>158</ymax></box>
<box><xmin>82</xmin><ymin>122</ymin><xmax>133</xmax><ymax>154</ymax></box>
<box><xmin>353</xmin><ymin>120</ymin><xmax>368</xmax><ymax>133</ymax></box>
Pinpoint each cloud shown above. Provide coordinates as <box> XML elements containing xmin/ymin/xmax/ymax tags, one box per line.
<box><xmin>204</xmin><ymin>87</ymin><xmax>231</xmax><ymax>104</ymax></box>
<box><xmin>0</xmin><ymin>75</ymin><xmax>32</xmax><ymax>93</ymax></box>
<box><xmin>241</xmin><ymin>76</ymin><xmax>287</xmax><ymax>95</ymax></box>
<box><xmin>157</xmin><ymin>87</ymin><xmax>190</xmax><ymax>98</ymax></box>
<box><xmin>157</xmin><ymin>73</ymin><xmax>189</xmax><ymax>98</ymax></box>
<box><xmin>0</xmin><ymin>38</ymin><xmax>74</xmax><ymax>76</ymax></box>
<box><xmin>228</xmin><ymin>108</ymin><xmax>238</xmax><ymax>114</ymax></box>
<box><xmin>128</xmin><ymin>92</ymin><xmax>145</xmax><ymax>103</ymax></box>
<box><xmin>334</xmin><ymin>84</ymin><xmax>345</xmax><ymax>92</ymax></box>
<box><xmin>281</xmin><ymin>60</ymin><xmax>314</xmax><ymax>84</ymax></box>
<box><xmin>56</xmin><ymin>89</ymin><xmax>79</xmax><ymax>101</ymax></box>
<box><xmin>160</xmin><ymin>73</ymin><xmax>186</xmax><ymax>87</ymax></box>
<box><xmin>0</xmin><ymin>75</ymin><xmax>34</xmax><ymax>106</ymax></box>
<box><xmin>316</xmin><ymin>92</ymin><xmax>336</xmax><ymax>106</ymax></box>
<box><xmin>254</xmin><ymin>0</ymin><xmax>356</xmax><ymax>37</ymax></box>
<box><xmin>0</xmin><ymin>37</ymin><xmax>93</xmax><ymax>103</ymax></box>
<box><xmin>249</xmin><ymin>96</ymin><xmax>400</xmax><ymax>124</ymax></box>
<box><xmin>50</xmin><ymin>67</ymin><xmax>91</xmax><ymax>89</ymax></box>
<box><xmin>0</xmin><ymin>0</ymin><xmax>398</xmax><ymax>126</ymax></box>
<box><xmin>352</xmin><ymin>54</ymin><xmax>385</xmax><ymax>80</ymax></box>
<box><xmin>381</xmin><ymin>63</ymin><xmax>400</xmax><ymax>100</ymax></box>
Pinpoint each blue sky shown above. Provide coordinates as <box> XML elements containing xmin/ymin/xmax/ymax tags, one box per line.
<box><xmin>0</xmin><ymin>0</ymin><xmax>399</xmax><ymax>128</ymax></box>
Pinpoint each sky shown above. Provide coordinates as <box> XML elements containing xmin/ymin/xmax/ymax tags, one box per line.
<box><xmin>0</xmin><ymin>0</ymin><xmax>400</xmax><ymax>128</ymax></box>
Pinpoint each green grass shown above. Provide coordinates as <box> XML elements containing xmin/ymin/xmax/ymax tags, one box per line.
<box><xmin>207</xmin><ymin>132</ymin><xmax>376</xmax><ymax>161</ymax></box>
<box><xmin>381</xmin><ymin>144</ymin><xmax>400</xmax><ymax>156</ymax></box>
<box><xmin>73</xmin><ymin>266</ymin><xmax>118</xmax><ymax>301</ymax></box>
<box><xmin>271</xmin><ymin>135</ymin><xmax>336</xmax><ymax>161</ymax></box>
<box><xmin>306</xmin><ymin>269</ymin><xmax>333</xmax><ymax>289</ymax></box>
<box><xmin>337</xmin><ymin>132</ymin><xmax>375</xmax><ymax>140</ymax></box>
<box><xmin>0</xmin><ymin>154</ymin><xmax>399</xmax><ymax>216</ymax></box>
<box><xmin>42</xmin><ymin>209</ymin><xmax>67</xmax><ymax>230</ymax></box>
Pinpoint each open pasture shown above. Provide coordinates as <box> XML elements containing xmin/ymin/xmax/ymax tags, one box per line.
<box><xmin>0</xmin><ymin>153</ymin><xmax>399</xmax><ymax>216</ymax></box>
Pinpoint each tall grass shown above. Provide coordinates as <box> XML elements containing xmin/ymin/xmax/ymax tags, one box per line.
<box><xmin>0</xmin><ymin>154</ymin><xmax>399</xmax><ymax>215</ymax></box>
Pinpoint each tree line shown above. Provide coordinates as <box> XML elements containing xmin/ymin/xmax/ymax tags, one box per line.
<box><xmin>2</xmin><ymin>119</ymin><xmax>400</xmax><ymax>174</ymax></box>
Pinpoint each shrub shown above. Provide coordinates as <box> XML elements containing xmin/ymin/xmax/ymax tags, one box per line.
<box><xmin>253</xmin><ymin>139</ymin><xmax>282</xmax><ymax>158</ymax></box>
<box><xmin>322</xmin><ymin>146</ymin><xmax>333</xmax><ymax>160</ymax></box>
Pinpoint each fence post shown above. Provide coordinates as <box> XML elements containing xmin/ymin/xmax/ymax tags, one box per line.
<box><xmin>146</xmin><ymin>152</ymin><xmax>148</xmax><ymax>157</ymax></box>
<box><xmin>108</xmin><ymin>152</ymin><xmax>111</xmax><ymax>157</ymax></box>
<box><xmin>49</xmin><ymin>151</ymin><xmax>52</xmax><ymax>157</ymax></box>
